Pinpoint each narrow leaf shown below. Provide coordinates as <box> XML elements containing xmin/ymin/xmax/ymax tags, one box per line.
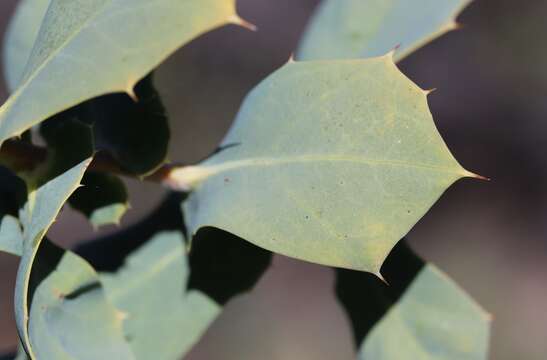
<box><xmin>176</xmin><ymin>57</ymin><xmax>473</xmax><ymax>273</ymax></box>
<box><xmin>15</xmin><ymin>159</ymin><xmax>90</xmax><ymax>356</ymax></box>
<box><xmin>297</xmin><ymin>0</ymin><xmax>471</xmax><ymax>62</ymax></box>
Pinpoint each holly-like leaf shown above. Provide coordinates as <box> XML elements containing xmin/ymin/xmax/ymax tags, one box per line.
<box><xmin>297</xmin><ymin>0</ymin><xmax>472</xmax><ymax>62</ymax></box>
<box><xmin>0</xmin><ymin>0</ymin><xmax>247</xmax><ymax>146</ymax></box>
<box><xmin>174</xmin><ymin>57</ymin><xmax>476</xmax><ymax>273</ymax></box>
<box><xmin>358</xmin><ymin>265</ymin><xmax>490</xmax><ymax>359</ymax></box>
<box><xmin>4</xmin><ymin>1</ymin><xmax>172</xmax><ymax>177</ymax></box>
<box><xmin>100</xmin><ymin>231</ymin><xmax>219</xmax><ymax>360</ymax></box>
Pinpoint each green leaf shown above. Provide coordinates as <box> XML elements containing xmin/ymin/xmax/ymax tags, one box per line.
<box><xmin>297</xmin><ymin>0</ymin><xmax>471</xmax><ymax>62</ymax></box>
<box><xmin>0</xmin><ymin>0</ymin><xmax>245</xmax><ymax>146</ymax></box>
<box><xmin>358</xmin><ymin>264</ymin><xmax>491</xmax><ymax>359</ymax></box>
<box><xmin>26</xmin><ymin>240</ymin><xmax>134</xmax><ymax>360</ymax></box>
<box><xmin>100</xmin><ymin>231</ymin><xmax>220</xmax><ymax>360</ymax></box>
<box><xmin>2</xmin><ymin>0</ymin><xmax>50</xmax><ymax>92</ymax></box>
<box><xmin>69</xmin><ymin>172</ymin><xmax>128</xmax><ymax>228</ymax></box>
<box><xmin>176</xmin><ymin>57</ymin><xmax>475</xmax><ymax>273</ymax></box>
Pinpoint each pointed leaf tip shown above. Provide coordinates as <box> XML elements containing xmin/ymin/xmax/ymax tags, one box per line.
<box><xmin>229</xmin><ymin>14</ymin><xmax>257</xmax><ymax>32</ymax></box>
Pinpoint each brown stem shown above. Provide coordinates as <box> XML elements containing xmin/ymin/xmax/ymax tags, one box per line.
<box><xmin>0</xmin><ymin>139</ymin><xmax>176</xmax><ymax>184</ymax></box>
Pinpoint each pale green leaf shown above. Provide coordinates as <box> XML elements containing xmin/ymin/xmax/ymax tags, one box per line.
<box><xmin>13</xmin><ymin>159</ymin><xmax>134</xmax><ymax>359</ymax></box>
<box><xmin>175</xmin><ymin>57</ymin><xmax>475</xmax><ymax>273</ymax></box>
<box><xmin>297</xmin><ymin>0</ymin><xmax>471</xmax><ymax>62</ymax></box>
<box><xmin>359</xmin><ymin>265</ymin><xmax>491</xmax><ymax>360</ymax></box>
<box><xmin>27</xmin><ymin>241</ymin><xmax>135</xmax><ymax>360</ymax></box>
<box><xmin>101</xmin><ymin>231</ymin><xmax>220</xmax><ymax>360</ymax></box>
<box><xmin>2</xmin><ymin>0</ymin><xmax>50</xmax><ymax>92</ymax></box>
<box><xmin>0</xmin><ymin>0</ymin><xmax>244</xmax><ymax>146</ymax></box>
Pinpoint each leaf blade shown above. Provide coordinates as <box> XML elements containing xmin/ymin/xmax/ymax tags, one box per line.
<box><xmin>178</xmin><ymin>57</ymin><xmax>470</xmax><ymax>273</ymax></box>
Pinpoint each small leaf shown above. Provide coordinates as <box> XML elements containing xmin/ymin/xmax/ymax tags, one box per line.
<box><xmin>177</xmin><ymin>57</ymin><xmax>473</xmax><ymax>273</ymax></box>
<box><xmin>0</xmin><ymin>0</ymin><xmax>244</xmax><ymax>146</ymax></box>
<box><xmin>101</xmin><ymin>231</ymin><xmax>220</xmax><ymax>360</ymax></box>
<box><xmin>69</xmin><ymin>172</ymin><xmax>128</xmax><ymax>228</ymax></box>
<box><xmin>358</xmin><ymin>265</ymin><xmax>491</xmax><ymax>359</ymax></box>
<box><xmin>297</xmin><ymin>0</ymin><xmax>471</xmax><ymax>62</ymax></box>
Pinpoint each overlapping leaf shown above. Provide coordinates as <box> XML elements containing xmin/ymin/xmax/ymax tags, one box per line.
<box><xmin>336</xmin><ymin>241</ymin><xmax>490</xmax><ymax>359</ymax></box>
<box><xmin>358</xmin><ymin>265</ymin><xmax>490</xmax><ymax>359</ymax></box>
<box><xmin>74</xmin><ymin>196</ymin><xmax>272</xmax><ymax>359</ymax></box>
<box><xmin>100</xmin><ymin>231</ymin><xmax>219</xmax><ymax>360</ymax></box>
<box><xmin>176</xmin><ymin>57</ymin><xmax>473</xmax><ymax>273</ymax></box>
<box><xmin>0</xmin><ymin>0</ymin><xmax>245</xmax><ymax>146</ymax></box>
<box><xmin>297</xmin><ymin>0</ymin><xmax>472</xmax><ymax>62</ymax></box>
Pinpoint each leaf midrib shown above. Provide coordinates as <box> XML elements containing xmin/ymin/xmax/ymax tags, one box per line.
<box><xmin>203</xmin><ymin>154</ymin><xmax>467</xmax><ymax>178</ymax></box>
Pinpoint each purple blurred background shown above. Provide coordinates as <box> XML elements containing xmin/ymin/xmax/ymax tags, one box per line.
<box><xmin>1</xmin><ymin>0</ymin><xmax>547</xmax><ymax>358</ymax></box>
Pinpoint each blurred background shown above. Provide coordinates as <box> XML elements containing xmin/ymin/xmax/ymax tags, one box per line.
<box><xmin>0</xmin><ymin>0</ymin><xmax>546</xmax><ymax>359</ymax></box>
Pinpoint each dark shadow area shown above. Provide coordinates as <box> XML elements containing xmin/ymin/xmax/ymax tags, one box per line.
<box><xmin>335</xmin><ymin>239</ymin><xmax>424</xmax><ymax>347</ymax></box>
<box><xmin>75</xmin><ymin>192</ymin><xmax>185</xmax><ymax>272</ymax></box>
<box><xmin>40</xmin><ymin>74</ymin><xmax>168</xmax><ymax>177</ymax></box>
<box><xmin>188</xmin><ymin>227</ymin><xmax>273</xmax><ymax>305</ymax></box>
<box><xmin>0</xmin><ymin>166</ymin><xmax>27</xmax><ymax>219</ymax></box>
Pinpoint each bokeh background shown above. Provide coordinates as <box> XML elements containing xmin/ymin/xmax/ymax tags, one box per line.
<box><xmin>1</xmin><ymin>0</ymin><xmax>547</xmax><ymax>359</ymax></box>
